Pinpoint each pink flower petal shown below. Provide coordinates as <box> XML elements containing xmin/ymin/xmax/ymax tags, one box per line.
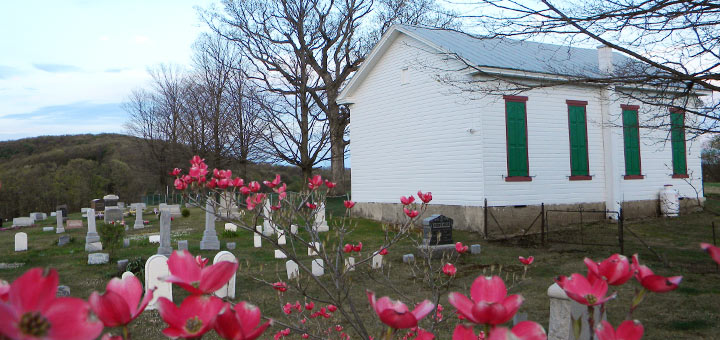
<box><xmin>511</xmin><ymin>321</ymin><xmax>547</xmax><ymax>340</ymax></box>
<box><xmin>411</xmin><ymin>300</ymin><xmax>435</xmax><ymax>321</ymax></box>
<box><xmin>45</xmin><ymin>297</ymin><xmax>104</xmax><ymax>340</ymax></box>
<box><xmin>89</xmin><ymin>291</ymin><xmax>131</xmax><ymax>327</ymax></box>
<box><xmin>9</xmin><ymin>267</ymin><xmax>58</xmax><ymax>312</ymax></box>
<box><xmin>470</xmin><ymin>276</ymin><xmax>507</xmax><ymax>303</ymax></box>
<box><xmin>199</xmin><ymin>261</ymin><xmax>239</xmax><ymax>293</ymax></box>
<box><xmin>615</xmin><ymin>320</ymin><xmax>644</xmax><ymax>340</ymax></box>
<box><xmin>447</xmin><ymin>292</ymin><xmax>478</xmax><ymax>323</ymax></box>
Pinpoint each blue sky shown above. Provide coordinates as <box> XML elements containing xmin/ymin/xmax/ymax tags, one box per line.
<box><xmin>0</xmin><ymin>0</ymin><xmax>207</xmax><ymax>141</ymax></box>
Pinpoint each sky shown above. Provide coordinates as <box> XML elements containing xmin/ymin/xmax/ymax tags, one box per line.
<box><xmin>0</xmin><ymin>0</ymin><xmax>208</xmax><ymax>141</ymax></box>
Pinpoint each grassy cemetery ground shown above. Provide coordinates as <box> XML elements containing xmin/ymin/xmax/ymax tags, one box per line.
<box><xmin>1</xmin><ymin>198</ymin><xmax>719</xmax><ymax>339</ymax></box>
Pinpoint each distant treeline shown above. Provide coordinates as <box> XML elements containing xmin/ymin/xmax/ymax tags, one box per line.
<box><xmin>0</xmin><ymin>134</ymin><xmax>342</xmax><ymax>219</ymax></box>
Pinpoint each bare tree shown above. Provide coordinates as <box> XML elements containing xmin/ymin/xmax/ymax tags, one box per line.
<box><xmin>203</xmin><ymin>0</ymin><xmax>458</xmax><ymax>191</ymax></box>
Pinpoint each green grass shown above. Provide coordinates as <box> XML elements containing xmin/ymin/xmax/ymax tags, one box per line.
<box><xmin>1</xmin><ymin>198</ymin><xmax>720</xmax><ymax>339</ymax></box>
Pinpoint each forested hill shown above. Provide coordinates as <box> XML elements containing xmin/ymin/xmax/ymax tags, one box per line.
<box><xmin>0</xmin><ymin>134</ymin><xmax>156</xmax><ymax>219</ymax></box>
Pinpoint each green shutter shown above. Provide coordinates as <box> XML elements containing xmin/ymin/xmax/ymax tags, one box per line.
<box><xmin>671</xmin><ymin>112</ymin><xmax>687</xmax><ymax>175</ymax></box>
<box><xmin>568</xmin><ymin>105</ymin><xmax>589</xmax><ymax>176</ymax></box>
<box><xmin>622</xmin><ymin>109</ymin><xmax>641</xmax><ymax>175</ymax></box>
<box><xmin>506</xmin><ymin>101</ymin><xmax>528</xmax><ymax>177</ymax></box>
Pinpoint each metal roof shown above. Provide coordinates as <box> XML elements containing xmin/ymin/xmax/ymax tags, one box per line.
<box><xmin>398</xmin><ymin>25</ymin><xmax>635</xmax><ymax>78</ymax></box>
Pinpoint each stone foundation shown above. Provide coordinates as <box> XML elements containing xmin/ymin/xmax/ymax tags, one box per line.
<box><xmin>352</xmin><ymin>198</ymin><xmax>704</xmax><ymax>236</ymax></box>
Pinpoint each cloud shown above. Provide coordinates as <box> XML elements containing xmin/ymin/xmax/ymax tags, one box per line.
<box><xmin>32</xmin><ymin>63</ymin><xmax>83</xmax><ymax>73</ymax></box>
<box><xmin>104</xmin><ymin>67</ymin><xmax>129</xmax><ymax>73</ymax></box>
<box><xmin>0</xmin><ymin>65</ymin><xmax>21</xmax><ymax>79</ymax></box>
<box><xmin>0</xmin><ymin>102</ymin><xmax>127</xmax><ymax>141</ymax></box>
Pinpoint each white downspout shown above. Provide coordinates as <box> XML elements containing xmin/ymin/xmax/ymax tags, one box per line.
<box><xmin>598</xmin><ymin>45</ymin><xmax>622</xmax><ymax>217</ymax></box>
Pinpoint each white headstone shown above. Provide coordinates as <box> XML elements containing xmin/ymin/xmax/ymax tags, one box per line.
<box><xmin>290</xmin><ymin>224</ymin><xmax>298</xmax><ymax>234</ymax></box>
<box><xmin>274</xmin><ymin>250</ymin><xmax>287</xmax><ymax>259</ymax></box>
<box><xmin>42</xmin><ymin>227</ymin><xmax>54</xmax><ymax>232</ymax></box>
<box><xmin>55</xmin><ymin>210</ymin><xmax>65</xmax><ymax>234</ymax></box>
<box><xmin>547</xmin><ymin>283</ymin><xmax>605</xmax><ymax>340</ymax></box>
<box><xmin>254</xmin><ymin>234</ymin><xmax>262</xmax><ymax>248</ymax></box>
<box><xmin>121</xmin><ymin>271</ymin><xmax>135</xmax><ymax>279</ymax></box>
<box><xmin>85</xmin><ymin>242</ymin><xmax>103</xmax><ymax>252</ymax></box>
<box><xmin>372</xmin><ymin>253</ymin><xmax>383</xmax><ymax>269</ymax></box>
<box><xmin>14</xmin><ymin>233</ymin><xmax>27</xmax><ymax>252</ymax></box>
<box><xmin>81</xmin><ymin>208</ymin><xmax>91</xmax><ymax>213</ymax></box>
<box><xmin>225</xmin><ymin>223</ymin><xmax>237</xmax><ymax>232</ymax></box>
<box><xmin>88</xmin><ymin>253</ymin><xmax>109</xmax><ymax>265</ymax></box>
<box><xmin>159</xmin><ymin>203</ymin><xmax>182</xmax><ymax>217</ymax></box>
<box><xmin>145</xmin><ymin>255</ymin><xmax>172</xmax><ymax>310</ymax></box>
<box><xmin>200</xmin><ymin>200</ymin><xmax>220</xmax><ymax>250</ymax></box>
<box><xmin>213</xmin><ymin>251</ymin><xmax>238</xmax><ymax>299</ymax></box>
<box><xmin>312</xmin><ymin>259</ymin><xmax>324</xmax><ymax>276</ymax></box>
<box><xmin>277</xmin><ymin>230</ymin><xmax>286</xmax><ymax>245</ymax></box>
<box><xmin>13</xmin><ymin>217</ymin><xmax>33</xmax><ymax>227</ymax></box>
<box><xmin>133</xmin><ymin>204</ymin><xmax>144</xmax><ymax>229</ymax></box>
<box><xmin>85</xmin><ymin>208</ymin><xmax>100</xmax><ymax>246</ymax></box>
<box><xmin>262</xmin><ymin>199</ymin><xmax>274</xmax><ymax>235</ymax></box>
<box><xmin>286</xmin><ymin>260</ymin><xmax>299</xmax><ymax>280</ymax></box>
<box><xmin>149</xmin><ymin>235</ymin><xmax>160</xmax><ymax>244</ymax></box>
<box><xmin>345</xmin><ymin>257</ymin><xmax>355</xmax><ymax>271</ymax></box>
<box><xmin>50</xmin><ymin>212</ymin><xmax>57</xmax><ymax>217</ymax></box>
<box><xmin>308</xmin><ymin>242</ymin><xmax>321</xmax><ymax>256</ymax></box>
<box><xmin>314</xmin><ymin>203</ymin><xmax>329</xmax><ymax>232</ymax></box>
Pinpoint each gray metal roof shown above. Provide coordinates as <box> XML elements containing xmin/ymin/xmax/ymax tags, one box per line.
<box><xmin>398</xmin><ymin>25</ymin><xmax>635</xmax><ymax>78</ymax></box>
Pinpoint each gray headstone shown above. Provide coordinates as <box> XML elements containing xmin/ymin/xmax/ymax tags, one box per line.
<box><xmin>117</xmin><ymin>259</ymin><xmax>129</xmax><ymax>272</ymax></box>
<box><xmin>471</xmin><ymin>244</ymin><xmax>482</xmax><ymax>255</ymax></box>
<box><xmin>55</xmin><ymin>210</ymin><xmax>65</xmax><ymax>234</ymax></box>
<box><xmin>103</xmin><ymin>194</ymin><xmax>119</xmax><ymax>207</ymax></box>
<box><xmin>85</xmin><ymin>242</ymin><xmax>103</xmax><ymax>252</ymax></box>
<box><xmin>402</xmin><ymin>254</ymin><xmax>415</xmax><ymax>263</ymax></box>
<box><xmin>226</xmin><ymin>242</ymin><xmax>236</xmax><ymax>250</ymax></box>
<box><xmin>85</xmin><ymin>209</ymin><xmax>100</xmax><ymax>244</ymax></box>
<box><xmin>30</xmin><ymin>212</ymin><xmax>47</xmax><ymax>221</ymax></box>
<box><xmin>14</xmin><ymin>233</ymin><xmax>27</xmax><ymax>252</ymax></box>
<box><xmin>13</xmin><ymin>217</ymin><xmax>33</xmax><ymax>227</ymax></box>
<box><xmin>157</xmin><ymin>211</ymin><xmax>173</xmax><ymax>255</ymax></box>
<box><xmin>58</xmin><ymin>235</ymin><xmax>70</xmax><ymax>246</ymax></box>
<box><xmin>133</xmin><ymin>204</ymin><xmax>144</xmax><ymax>229</ymax></box>
<box><xmin>42</xmin><ymin>227</ymin><xmax>54</xmax><ymax>232</ymax></box>
<box><xmin>200</xmin><ymin>200</ymin><xmax>220</xmax><ymax>250</ymax></box>
<box><xmin>56</xmin><ymin>285</ymin><xmax>70</xmax><ymax>297</ymax></box>
<box><xmin>123</xmin><ymin>238</ymin><xmax>130</xmax><ymax>248</ymax></box>
<box><xmin>104</xmin><ymin>207</ymin><xmax>123</xmax><ymax>224</ymax></box>
<box><xmin>177</xmin><ymin>240</ymin><xmax>188</xmax><ymax>251</ymax></box>
<box><xmin>88</xmin><ymin>253</ymin><xmax>109</xmax><ymax>265</ymax></box>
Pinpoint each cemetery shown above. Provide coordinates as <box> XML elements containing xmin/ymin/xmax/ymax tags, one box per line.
<box><xmin>0</xmin><ymin>177</ymin><xmax>718</xmax><ymax>339</ymax></box>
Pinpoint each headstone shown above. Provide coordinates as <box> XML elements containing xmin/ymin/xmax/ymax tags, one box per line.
<box><xmin>308</xmin><ymin>242</ymin><xmax>321</xmax><ymax>256</ymax></box>
<box><xmin>314</xmin><ymin>203</ymin><xmax>329</xmax><ymax>232</ymax></box>
<box><xmin>278</xmin><ymin>230</ymin><xmax>286</xmax><ymax>245</ymax></box>
<box><xmin>133</xmin><ymin>204</ymin><xmax>144</xmax><ymax>229</ymax></box>
<box><xmin>253</xmin><ymin>234</ymin><xmax>262</xmax><ymax>248</ymax></box>
<box><xmin>66</xmin><ymin>220</ymin><xmax>83</xmax><ymax>229</ymax></box>
<box><xmin>121</xmin><ymin>271</ymin><xmax>135</xmax><ymax>279</ymax></box>
<box><xmin>14</xmin><ymin>233</ymin><xmax>27</xmax><ymax>252</ymax></box>
<box><xmin>12</xmin><ymin>217</ymin><xmax>33</xmax><ymax>227</ymax></box>
<box><xmin>159</xmin><ymin>203</ymin><xmax>182</xmax><ymax>217</ymax></box>
<box><xmin>372</xmin><ymin>253</ymin><xmax>383</xmax><ymax>269</ymax></box>
<box><xmin>123</xmin><ymin>238</ymin><xmax>130</xmax><ymax>248</ymax></box>
<box><xmin>200</xmin><ymin>200</ymin><xmax>220</xmax><ymax>250</ymax></box>
<box><xmin>149</xmin><ymin>235</ymin><xmax>160</xmax><ymax>244</ymax></box>
<box><xmin>88</xmin><ymin>253</ymin><xmax>109</xmax><ymax>265</ymax></box>
<box><xmin>103</xmin><ymin>194</ymin><xmax>119</xmax><ymax>207</ymax></box>
<box><xmin>213</xmin><ymin>251</ymin><xmax>238</xmax><ymax>299</ymax></box>
<box><xmin>104</xmin><ymin>207</ymin><xmax>123</xmax><ymax>224</ymax></box>
<box><xmin>218</xmin><ymin>192</ymin><xmax>241</xmax><ymax>218</ymax></box>
<box><xmin>345</xmin><ymin>257</ymin><xmax>355</xmax><ymax>271</ymax></box>
<box><xmin>85</xmin><ymin>209</ymin><xmax>100</xmax><ymax>245</ymax></box>
<box><xmin>275</xmin><ymin>250</ymin><xmax>287</xmax><ymax>259</ymax></box>
<box><xmin>30</xmin><ymin>212</ymin><xmax>47</xmax><ymax>221</ymax></box>
<box><xmin>225</xmin><ymin>223</ymin><xmax>237</xmax><ymax>232</ymax></box>
<box><xmin>286</xmin><ymin>260</ymin><xmax>299</xmax><ymax>280</ymax></box>
<box><xmin>403</xmin><ymin>254</ymin><xmax>415</xmax><ymax>263</ymax></box>
<box><xmin>177</xmin><ymin>240</ymin><xmax>188</xmax><ymax>251</ymax></box>
<box><xmin>56</xmin><ymin>285</ymin><xmax>70</xmax><ymax>297</ymax></box>
<box><xmin>55</xmin><ymin>205</ymin><xmax>68</xmax><ymax>218</ymax></box>
<box><xmin>81</xmin><ymin>208</ymin><xmax>91</xmax><ymax>213</ymax></box>
<box><xmin>91</xmin><ymin>199</ymin><xmax>105</xmax><ymax>212</ymax></box>
<box><xmin>117</xmin><ymin>202</ymin><xmax>125</xmax><ymax>209</ymax></box>
<box><xmin>422</xmin><ymin>214</ymin><xmax>453</xmax><ymax>245</ymax></box>
<box><xmin>117</xmin><ymin>259</ymin><xmax>129</xmax><ymax>272</ymax></box>
<box><xmin>262</xmin><ymin>199</ymin><xmax>275</xmax><ymax>236</ymax></box>
<box><xmin>42</xmin><ymin>227</ymin><xmax>53</xmax><ymax>232</ymax></box>
<box><xmin>85</xmin><ymin>242</ymin><xmax>103</xmax><ymax>252</ymax></box>
<box><xmin>50</xmin><ymin>212</ymin><xmax>57</xmax><ymax>217</ymax></box>
<box><xmin>132</xmin><ymin>203</ymin><xmax>146</xmax><ymax>210</ymax></box>
<box><xmin>58</xmin><ymin>235</ymin><xmax>70</xmax><ymax>246</ymax></box>
<box><xmin>157</xmin><ymin>212</ymin><xmax>172</xmax><ymax>255</ymax></box>
<box><xmin>226</xmin><ymin>242</ymin><xmax>236</xmax><ymax>250</ymax></box>
<box><xmin>145</xmin><ymin>255</ymin><xmax>172</xmax><ymax>310</ymax></box>
<box><xmin>471</xmin><ymin>244</ymin><xmax>482</xmax><ymax>255</ymax></box>
<box><xmin>547</xmin><ymin>283</ymin><xmax>605</xmax><ymax>340</ymax></box>
<box><xmin>55</xmin><ymin>211</ymin><xmax>65</xmax><ymax>234</ymax></box>
<box><xmin>312</xmin><ymin>259</ymin><xmax>324</xmax><ymax>276</ymax></box>
<box><xmin>290</xmin><ymin>224</ymin><xmax>298</xmax><ymax>234</ymax></box>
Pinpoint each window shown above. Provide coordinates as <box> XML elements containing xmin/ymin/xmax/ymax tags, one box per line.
<box><xmin>622</xmin><ymin>105</ymin><xmax>643</xmax><ymax>179</ymax></box>
<box><xmin>567</xmin><ymin>100</ymin><xmax>590</xmax><ymax>180</ymax></box>
<box><xmin>504</xmin><ymin>96</ymin><xmax>530</xmax><ymax>181</ymax></box>
<box><xmin>670</xmin><ymin>109</ymin><xmax>688</xmax><ymax>178</ymax></box>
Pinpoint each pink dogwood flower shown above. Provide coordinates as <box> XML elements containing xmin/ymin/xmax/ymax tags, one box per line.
<box><xmin>555</xmin><ymin>273</ymin><xmax>616</xmax><ymax>306</ymax></box>
<box><xmin>367</xmin><ymin>291</ymin><xmax>434</xmax><ymax>329</ymax></box>
<box><xmin>163</xmin><ymin>250</ymin><xmax>238</xmax><ymax>295</ymax></box>
<box><xmin>595</xmin><ymin>320</ymin><xmax>644</xmax><ymax>340</ymax></box>
<box><xmin>584</xmin><ymin>254</ymin><xmax>633</xmax><ymax>286</ymax></box>
<box><xmin>89</xmin><ymin>275</ymin><xmax>154</xmax><ymax>327</ymax></box>
<box><xmin>214</xmin><ymin>302</ymin><xmax>272</xmax><ymax>340</ymax></box>
<box><xmin>448</xmin><ymin>275</ymin><xmax>523</xmax><ymax>326</ymax></box>
<box><xmin>157</xmin><ymin>295</ymin><xmax>224</xmax><ymax>339</ymax></box>
<box><xmin>631</xmin><ymin>254</ymin><xmax>682</xmax><ymax>293</ymax></box>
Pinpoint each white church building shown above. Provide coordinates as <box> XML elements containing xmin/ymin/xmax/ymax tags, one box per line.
<box><xmin>337</xmin><ymin>25</ymin><xmax>705</xmax><ymax>233</ymax></box>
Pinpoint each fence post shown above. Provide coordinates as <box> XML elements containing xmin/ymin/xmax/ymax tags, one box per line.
<box><xmin>483</xmin><ymin>198</ymin><xmax>488</xmax><ymax>240</ymax></box>
<box><xmin>618</xmin><ymin>208</ymin><xmax>625</xmax><ymax>255</ymax></box>
<box><xmin>541</xmin><ymin>203</ymin><xmax>546</xmax><ymax>246</ymax></box>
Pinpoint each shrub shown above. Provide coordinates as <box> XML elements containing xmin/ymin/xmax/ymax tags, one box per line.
<box><xmin>98</xmin><ymin>221</ymin><xmax>125</xmax><ymax>260</ymax></box>
<box><xmin>220</xmin><ymin>229</ymin><xmax>238</xmax><ymax>238</ymax></box>
<box><xmin>181</xmin><ymin>208</ymin><xmax>190</xmax><ymax>217</ymax></box>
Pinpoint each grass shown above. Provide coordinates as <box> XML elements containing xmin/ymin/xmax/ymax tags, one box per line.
<box><xmin>1</xmin><ymin>197</ymin><xmax>719</xmax><ymax>339</ymax></box>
